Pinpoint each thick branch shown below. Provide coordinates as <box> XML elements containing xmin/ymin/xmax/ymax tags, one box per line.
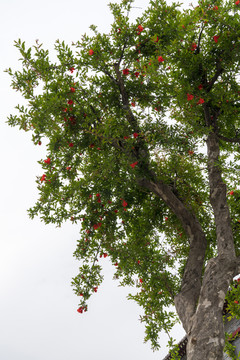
<box><xmin>137</xmin><ymin>177</ymin><xmax>207</xmax><ymax>332</ymax></box>
<box><xmin>206</xmin><ymin>131</ymin><xmax>235</xmax><ymax>258</ymax></box>
<box><xmin>216</xmin><ymin>134</ymin><xmax>240</xmax><ymax>144</ymax></box>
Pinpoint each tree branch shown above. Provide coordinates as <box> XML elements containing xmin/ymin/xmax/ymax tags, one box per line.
<box><xmin>206</xmin><ymin>131</ymin><xmax>235</xmax><ymax>258</ymax></box>
<box><xmin>99</xmin><ymin>66</ymin><xmax>119</xmax><ymax>85</ymax></box>
<box><xmin>137</xmin><ymin>177</ymin><xmax>207</xmax><ymax>332</ymax></box>
<box><xmin>206</xmin><ymin>61</ymin><xmax>223</xmax><ymax>93</ymax></box>
<box><xmin>114</xmin><ymin>63</ymin><xmax>140</xmax><ymax>132</ymax></box>
<box><xmin>216</xmin><ymin>134</ymin><xmax>240</xmax><ymax>144</ymax></box>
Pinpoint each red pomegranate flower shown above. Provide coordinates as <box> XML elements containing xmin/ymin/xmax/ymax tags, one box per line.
<box><xmin>44</xmin><ymin>158</ymin><xmax>51</xmax><ymax>164</ymax></box>
<box><xmin>122</xmin><ymin>68</ymin><xmax>130</xmax><ymax>75</ymax></box>
<box><xmin>187</xmin><ymin>94</ymin><xmax>194</xmax><ymax>101</ymax></box>
<box><xmin>40</xmin><ymin>174</ymin><xmax>46</xmax><ymax>182</ymax></box>
<box><xmin>191</xmin><ymin>43</ymin><xmax>197</xmax><ymax>51</ymax></box>
<box><xmin>122</xmin><ymin>200</ymin><xmax>128</xmax><ymax>207</ymax></box>
<box><xmin>197</xmin><ymin>98</ymin><xmax>205</xmax><ymax>104</ymax></box>
<box><xmin>130</xmin><ymin>161</ymin><xmax>138</xmax><ymax>168</ymax></box>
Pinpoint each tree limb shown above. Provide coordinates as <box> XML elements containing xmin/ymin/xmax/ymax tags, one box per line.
<box><xmin>206</xmin><ymin>61</ymin><xmax>223</xmax><ymax>93</ymax></box>
<box><xmin>216</xmin><ymin>134</ymin><xmax>240</xmax><ymax>144</ymax></box>
<box><xmin>114</xmin><ymin>63</ymin><xmax>140</xmax><ymax>132</ymax></box>
<box><xmin>137</xmin><ymin>177</ymin><xmax>207</xmax><ymax>332</ymax></box>
<box><xmin>206</xmin><ymin>131</ymin><xmax>235</xmax><ymax>258</ymax></box>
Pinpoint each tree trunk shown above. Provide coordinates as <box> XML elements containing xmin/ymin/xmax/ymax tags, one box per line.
<box><xmin>181</xmin><ymin>119</ymin><xmax>238</xmax><ymax>359</ymax></box>
<box><xmin>185</xmin><ymin>257</ymin><xmax>237</xmax><ymax>360</ymax></box>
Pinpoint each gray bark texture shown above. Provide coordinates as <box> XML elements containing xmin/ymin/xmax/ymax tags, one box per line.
<box><xmin>175</xmin><ymin>113</ymin><xmax>239</xmax><ymax>359</ymax></box>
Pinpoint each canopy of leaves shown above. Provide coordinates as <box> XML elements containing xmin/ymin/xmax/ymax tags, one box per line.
<box><xmin>6</xmin><ymin>0</ymin><xmax>240</xmax><ymax>350</ymax></box>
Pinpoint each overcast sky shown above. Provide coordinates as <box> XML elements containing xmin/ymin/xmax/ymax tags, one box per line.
<box><xmin>0</xmin><ymin>0</ymin><xmax>188</xmax><ymax>359</ymax></box>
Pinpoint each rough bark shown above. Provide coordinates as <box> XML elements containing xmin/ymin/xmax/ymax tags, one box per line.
<box><xmin>186</xmin><ymin>257</ymin><xmax>237</xmax><ymax>360</ymax></box>
<box><xmin>137</xmin><ymin>177</ymin><xmax>207</xmax><ymax>331</ymax></box>
<box><xmin>184</xmin><ymin>129</ymin><xmax>237</xmax><ymax>360</ymax></box>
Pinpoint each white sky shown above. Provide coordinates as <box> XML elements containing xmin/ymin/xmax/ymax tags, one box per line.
<box><xmin>0</xmin><ymin>0</ymin><xmax>188</xmax><ymax>359</ymax></box>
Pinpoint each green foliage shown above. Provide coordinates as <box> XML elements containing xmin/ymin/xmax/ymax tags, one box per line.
<box><xmin>225</xmin><ymin>279</ymin><xmax>240</xmax><ymax>320</ymax></box>
<box><xmin>224</xmin><ymin>331</ymin><xmax>240</xmax><ymax>360</ymax></box>
<box><xmin>166</xmin><ymin>337</ymin><xmax>182</xmax><ymax>359</ymax></box>
<box><xmin>224</xmin><ymin>279</ymin><xmax>240</xmax><ymax>359</ymax></box>
<box><xmin>6</xmin><ymin>0</ymin><xmax>240</xmax><ymax>350</ymax></box>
